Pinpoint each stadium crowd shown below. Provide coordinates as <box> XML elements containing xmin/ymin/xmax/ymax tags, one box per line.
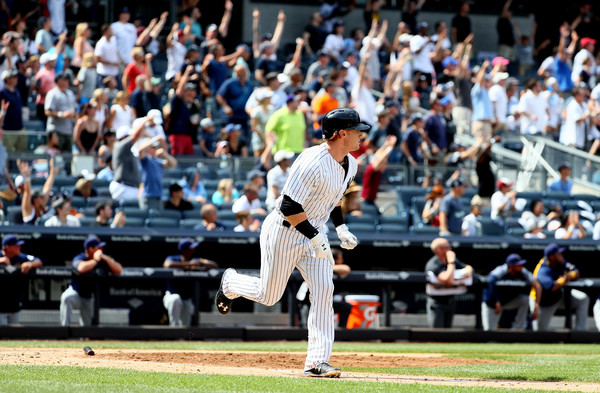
<box><xmin>0</xmin><ymin>0</ymin><xmax>596</xmax><ymax>240</ymax></box>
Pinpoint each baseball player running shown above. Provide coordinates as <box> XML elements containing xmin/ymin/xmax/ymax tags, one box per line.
<box><xmin>216</xmin><ymin>108</ymin><xmax>369</xmax><ymax>377</ymax></box>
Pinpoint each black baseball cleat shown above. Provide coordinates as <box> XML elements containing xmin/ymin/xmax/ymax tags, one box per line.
<box><xmin>303</xmin><ymin>363</ymin><xmax>341</xmax><ymax>378</ymax></box>
<box><xmin>215</xmin><ymin>269</ymin><xmax>234</xmax><ymax>315</ymax></box>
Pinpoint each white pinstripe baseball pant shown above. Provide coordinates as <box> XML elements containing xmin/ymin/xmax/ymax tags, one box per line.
<box><xmin>222</xmin><ymin>212</ymin><xmax>334</xmax><ymax>370</ymax></box>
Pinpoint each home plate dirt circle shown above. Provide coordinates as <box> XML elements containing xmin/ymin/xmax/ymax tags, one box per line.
<box><xmin>3</xmin><ymin>347</ymin><xmax>600</xmax><ymax>392</ymax></box>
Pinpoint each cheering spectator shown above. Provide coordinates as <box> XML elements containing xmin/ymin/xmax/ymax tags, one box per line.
<box><xmin>111</xmin><ymin>7</ymin><xmax>137</xmax><ymax>66</ymax></box>
<box><xmin>108</xmin><ymin>90</ymin><xmax>134</xmax><ymax>133</ymax></box>
<box><xmin>94</xmin><ymin>24</ymin><xmax>120</xmax><ymax>88</ymax></box>
<box><xmin>165</xmin><ymin>66</ymin><xmax>200</xmax><ymax>156</ymax></box>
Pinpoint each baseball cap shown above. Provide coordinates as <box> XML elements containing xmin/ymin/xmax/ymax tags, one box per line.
<box><xmin>384</xmin><ymin>98</ymin><xmax>400</xmax><ymax>108</ymax></box>
<box><xmin>183</xmin><ymin>82</ymin><xmax>196</xmax><ymax>91</ymax></box>
<box><xmin>200</xmin><ymin>118</ymin><xmax>214</xmax><ymax>128</ymax></box>
<box><xmin>410</xmin><ymin>112</ymin><xmax>424</xmax><ymax>124</ymax></box>
<box><xmin>84</xmin><ymin>235</ymin><xmax>106</xmax><ymax>250</ymax></box>
<box><xmin>440</xmin><ymin>96</ymin><xmax>451</xmax><ymax>106</ymax></box>
<box><xmin>418</xmin><ymin>21</ymin><xmax>429</xmax><ymax>30</ymax></box>
<box><xmin>545</xmin><ymin>77</ymin><xmax>557</xmax><ymax>88</ymax></box>
<box><xmin>187</xmin><ymin>44</ymin><xmax>200</xmax><ymax>53</ymax></box>
<box><xmin>492</xmin><ymin>72</ymin><xmax>509</xmax><ymax>84</ymax></box>
<box><xmin>150</xmin><ymin>77</ymin><xmax>162</xmax><ymax>86</ymax></box>
<box><xmin>544</xmin><ymin>243</ymin><xmax>566</xmax><ymax>258</ymax></box>
<box><xmin>206</xmin><ymin>23</ymin><xmax>218</xmax><ymax>32</ymax></box>
<box><xmin>261</xmin><ymin>33</ymin><xmax>273</xmax><ymax>41</ymax></box>
<box><xmin>259</xmin><ymin>41</ymin><xmax>273</xmax><ymax>54</ymax></box>
<box><xmin>316</xmin><ymin>49</ymin><xmax>329</xmax><ymax>57</ymax></box>
<box><xmin>256</xmin><ymin>88</ymin><xmax>273</xmax><ymax>101</ymax></box>
<box><xmin>286</xmin><ymin>93</ymin><xmax>301</xmax><ymax>104</ymax></box>
<box><xmin>399</xmin><ymin>33</ymin><xmax>412</xmax><ymax>45</ymax></box>
<box><xmin>581</xmin><ymin>37</ymin><xmax>596</xmax><ymax>47</ymax></box>
<box><xmin>2</xmin><ymin>234</ymin><xmax>24</xmax><ymax>247</ymax></box>
<box><xmin>558</xmin><ymin>161</ymin><xmax>571</xmax><ymax>171</ymax></box>
<box><xmin>333</xmin><ymin>18</ymin><xmax>344</xmax><ymax>27</ymax></box>
<box><xmin>39</xmin><ymin>52</ymin><xmax>57</xmax><ymax>65</ymax></box>
<box><xmin>80</xmin><ymin>169</ymin><xmax>96</xmax><ymax>181</ymax></box>
<box><xmin>492</xmin><ymin>56</ymin><xmax>510</xmax><ymax>67</ymax></box>
<box><xmin>265</xmin><ymin>71</ymin><xmax>279</xmax><ymax>82</ymax></box>
<box><xmin>470</xmin><ymin>194</ymin><xmax>483</xmax><ymax>207</ymax></box>
<box><xmin>14</xmin><ymin>175</ymin><xmax>24</xmax><ymax>188</ymax></box>
<box><xmin>274</xmin><ymin>150</ymin><xmax>294</xmax><ymax>164</ymax></box>
<box><xmin>247</xmin><ymin>168</ymin><xmax>266</xmax><ymax>180</ymax></box>
<box><xmin>496</xmin><ymin>177</ymin><xmax>514</xmax><ymax>189</ymax></box>
<box><xmin>505</xmin><ymin>253</ymin><xmax>527</xmax><ymax>266</ymax></box>
<box><xmin>449</xmin><ymin>178</ymin><xmax>464</xmax><ymax>188</ymax></box>
<box><xmin>116</xmin><ymin>125</ymin><xmax>133</xmax><ymax>140</ymax></box>
<box><xmin>1</xmin><ymin>69</ymin><xmax>17</xmax><ymax>80</ymax></box>
<box><xmin>178</xmin><ymin>237</ymin><xmax>199</xmax><ymax>251</ymax></box>
<box><xmin>119</xmin><ymin>6</ymin><xmax>130</xmax><ymax>14</ymax></box>
<box><xmin>442</xmin><ymin>56</ymin><xmax>458</xmax><ymax>68</ymax></box>
<box><xmin>224</xmin><ymin>123</ymin><xmax>242</xmax><ymax>133</ymax></box>
<box><xmin>147</xmin><ymin>109</ymin><xmax>163</xmax><ymax>125</ymax></box>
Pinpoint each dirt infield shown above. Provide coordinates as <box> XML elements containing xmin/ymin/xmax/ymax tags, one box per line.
<box><xmin>2</xmin><ymin>347</ymin><xmax>600</xmax><ymax>391</ymax></box>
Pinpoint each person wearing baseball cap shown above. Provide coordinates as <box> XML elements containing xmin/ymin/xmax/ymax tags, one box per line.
<box><xmin>530</xmin><ymin>243</ymin><xmax>589</xmax><ymax>331</ymax></box>
<box><xmin>0</xmin><ymin>234</ymin><xmax>43</xmax><ymax>325</ymax></box>
<box><xmin>481</xmin><ymin>253</ymin><xmax>541</xmax><ymax>331</ymax></box>
<box><xmin>401</xmin><ymin>112</ymin><xmax>425</xmax><ymax>169</ymax></box>
<box><xmin>163</xmin><ymin>238</ymin><xmax>218</xmax><ymax>326</ymax></box>
<box><xmin>45</xmin><ymin>69</ymin><xmax>78</xmax><ymax>152</ymax></box>
<box><xmin>60</xmin><ymin>235</ymin><xmax>122</xmax><ymax>326</ymax></box>
<box><xmin>265</xmin><ymin>150</ymin><xmax>295</xmax><ymax>212</ymax></box>
<box><xmin>571</xmin><ymin>37</ymin><xmax>596</xmax><ymax>85</ymax></box>
<box><xmin>438</xmin><ymin>178</ymin><xmax>466</xmax><ymax>236</ymax></box>
<box><xmin>490</xmin><ymin>177</ymin><xmax>517</xmax><ymax>223</ymax></box>
<box><xmin>547</xmin><ymin>161</ymin><xmax>573</xmax><ymax>195</ymax></box>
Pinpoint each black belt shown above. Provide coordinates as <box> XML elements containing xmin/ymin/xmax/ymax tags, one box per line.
<box><xmin>282</xmin><ymin>220</ymin><xmax>291</xmax><ymax>228</ymax></box>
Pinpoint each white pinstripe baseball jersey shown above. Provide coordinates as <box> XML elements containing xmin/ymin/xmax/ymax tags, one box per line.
<box><xmin>276</xmin><ymin>143</ymin><xmax>357</xmax><ymax>227</ymax></box>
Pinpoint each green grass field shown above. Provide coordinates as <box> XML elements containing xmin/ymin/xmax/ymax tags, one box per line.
<box><xmin>1</xmin><ymin>341</ymin><xmax>598</xmax><ymax>393</ymax></box>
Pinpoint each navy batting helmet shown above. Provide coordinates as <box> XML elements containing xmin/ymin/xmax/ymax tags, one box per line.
<box><xmin>321</xmin><ymin>108</ymin><xmax>371</xmax><ymax>139</ymax></box>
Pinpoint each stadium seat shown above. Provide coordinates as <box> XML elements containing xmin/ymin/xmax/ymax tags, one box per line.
<box><xmin>409</xmin><ymin>223</ymin><xmax>439</xmax><ymax>234</ymax></box>
<box><xmin>378</xmin><ymin>212</ymin><xmax>410</xmax><ymax>232</ymax></box>
<box><xmin>516</xmin><ymin>191</ymin><xmax>543</xmax><ymax>202</ymax></box>
<box><xmin>360</xmin><ymin>203</ymin><xmax>379</xmax><ymax>217</ymax></box>
<box><xmin>121</xmin><ymin>207</ymin><xmax>149</xmax><ymax>219</ymax></box>
<box><xmin>571</xmin><ymin>193</ymin><xmax>598</xmax><ymax>203</ymax></box>
<box><xmin>7</xmin><ymin>205</ymin><xmax>23</xmax><ymax>224</ymax></box>
<box><xmin>378</xmin><ymin>223</ymin><xmax>408</xmax><ymax>233</ymax></box>
<box><xmin>182</xmin><ymin>209</ymin><xmax>201</xmax><ymax>219</ymax></box>
<box><xmin>92</xmin><ymin>178</ymin><xmax>110</xmax><ymax>188</ymax></box>
<box><xmin>53</xmin><ymin>176</ymin><xmax>77</xmax><ymax>188</ymax></box>
<box><xmin>410</xmin><ymin>196</ymin><xmax>427</xmax><ymax>226</ymax></box>
<box><xmin>463</xmin><ymin>188</ymin><xmax>478</xmax><ymax>199</ymax></box>
<box><xmin>479</xmin><ymin>217</ymin><xmax>506</xmax><ymax>236</ymax></box>
<box><xmin>79</xmin><ymin>206</ymin><xmax>97</xmax><ymax>217</ymax></box>
<box><xmin>346</xmin><ymin>222</ymin><xmax>376</xmax><ymax>233</ymax></box>
<box><xmin>145</xmin><ymin>217</ymin><xmax>180</xmax><ymax>228</ymax></box>
<box><xmin>507</xmin><ymin>228</ymin><xmax>527</xmax><ymax>237</ymax></box>
<box><xmin>179</xmin><ymin>218</ymin><xmax>202</xmax><ymax>229</ymax></box>
<box><xmin>346</xmin><ymin>214</ymin><xmax>377</xmax><ymax>225</ymax></box>
<box><xmin>149</xmin><ymin>209</ymin><xmax>183</xmax><ymax>220</ymax></box>
<box><xmin>218</xmin><ymin>210</ymin><xmax>237</xmax><ymax>221</ymax></box>
<box><xmin>543</xmin><ymin>191</ymin><xmax>570</xmax><ymax>202</ymax></box>
<box><xmin>78</xmin><ymin>216</ymin><xmax>96</xmax><ymax>226</ymax></box>
<box><xmin>396</xmin><ymin>185</ymin><xmax>427</xmax><ymax>211</ymax></box>
<box><xmin>123</xmin><ymin>217</ymin><xmax>145</xmax><ymax>227</ymax></box>
<box><xmin>221</xmin><ymin>219</ymin><xmax>238</xmax><ymax>229</ymax></box>
<box><xmin>121</xmin><ymin>199</ymin><xmax>141</xmax><ymax>207</ymax></box>
<box><xmin>70</xmin><ymin>196</ymin><xmax>87</xmax><ymax>209</ymax></box>
<box><xmin>87</xmin><ymin>197</ymin><xmax>118</xmax><ymax>209</ymax></box>
<box><xmin>219</xmin><ymin>201</ymin><xmax>234</xmax><ymax>211</ymax></box>
<box><xmin>505</xmin><ymin>217</ymin><xmax>524</xmax><ymax>229</ymax></box>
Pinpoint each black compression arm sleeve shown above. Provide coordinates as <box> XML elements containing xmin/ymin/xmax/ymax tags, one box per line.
<box><xmin>280</xmin><ymin>194</ymin><xmax>305</xmax><ymax>215</ymax></box>
<box><xmin>280</xmin><ymin>195</ymin><xmax>319</xmax><ymax>239</ymax></box>
<box><xmin>330</xmin><ymin>205</ymin><xmax>344</xmax><ymax>228</ymax></box>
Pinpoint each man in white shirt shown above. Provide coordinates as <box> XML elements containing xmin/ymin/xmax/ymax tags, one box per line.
<box><xmin>231</xmin><ymin>182</ymin><xmax>267</xmax><ymax>217</ymax></box>
<box><xmin>410</xmin><ymin>22</ymin><xmax>435</xmax><ymax>84</ymax></box>
<box><xmin>489</xmin><ymin>72</ymin><xmax>509</xmax><ymax>131</ymax></box>
<box><xmin>47</xmin><ymin>0</ymin><xmax>66</xmax><ymax>35</ymax></box>
<box><xmin>517</xmin><ymin>78</ymin><xmax>548</xmax><ymax>135</ymax></box>
<box><xmin>351</xmin><ymin>52</ymin><xmax>376</xmax><ymax>125</ymax></box>
<box><xmin>541</xmin><ymin>77</ymin><xmax>563</xmax><ymax>136</ymax></box>
<box><xmin>490</xmin><ymin>177</ymin><xmax>517</xmax><ymax>223</ymax></box>
<box><xmin>111</xmin><ymin>7</ymin><xmax>138</xmax><ymax>65</ymax></box>
<box><xmin>266</xmin><ymin>150</ymin><xmax>294</xmax><ymax>212</ymax></box>
<box><xmin>571</xmin><ymin>37</ymin><xmax>596</xmax><ymax>86</ymax></box>
<box><xmin>94</xmin><ymin>24</ymin><xmax>121</xmax><ymax>86</ymax></box>
<box><xmin>559</xmin><ymin>86</ymin><xmax>590</xmax><ymax>149</ymax></box>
